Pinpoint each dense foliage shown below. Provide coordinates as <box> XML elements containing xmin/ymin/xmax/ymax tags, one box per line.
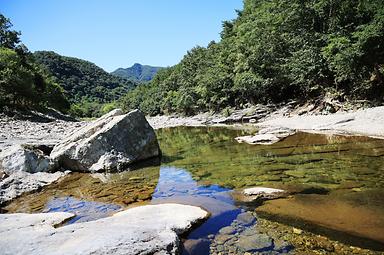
<box><xmin>121</xmin><ymin>0</ymin><xmax>384</xmax><ymax>115</ymax></box>
<box><xmin>112</xmin><ymin>63</ymin><xmax>163</xmax><ymax>83</ymax></box>
<box><xmin>34</xmin><ymin>51</ymin><xmax>136</xmax><ymax>117</ymax></box>
<box><xmin>0</xmin><ymin>14</ymin><xmax>69</xmax><ymax>112</ymax></box>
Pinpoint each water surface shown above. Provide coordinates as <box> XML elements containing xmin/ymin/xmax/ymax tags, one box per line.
<box><xmin>3</xmin><ymin>126</ymin><xmax>384</xmax><ymax>253</ymax></box>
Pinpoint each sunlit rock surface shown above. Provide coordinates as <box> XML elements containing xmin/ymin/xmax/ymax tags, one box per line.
<box><xmin>0</xmin><ymin>204</ymin><xmax>208</xmax><ymax>255</ymax></box>
<box><xmin>51</xmin><ymin>109</ymin><xmax>160</xmax><ymax>172</ymax></box>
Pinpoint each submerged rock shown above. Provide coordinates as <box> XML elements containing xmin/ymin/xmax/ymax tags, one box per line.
<box><xmin>237</xmin><ymin>233</ymin><xmax>274</xmax><ymax>252</ymax></box>
<box><xmin>50</xmin><ymin>109</ymin><xmax>160</xmax><ymax>172</ymax></box>
<box><xmin>0</xmin><ymin>204</ymin><xmax>208</xmax><ymax>255</ymax></box>
<box><xmin>236</xmin><ymin>212</ymin><xmax>256</xmax><ymax>226</ymax></box>
<box><xmin>0</xmin><ymin>171</ymin><xmax>68</xmax><ymax>204</ymax></box>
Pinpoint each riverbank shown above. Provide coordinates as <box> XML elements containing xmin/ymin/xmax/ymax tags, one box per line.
<box><xmin>2</xmin><ymin>105</ymin><xmax>384</xmax><ymax>153</ymax></box>
<box><xmin>146</xmin><ymin>105</ymin><xmax>384</xmax><ymax>139</ymax></box>
<box><xmin>258</xmin><ymin>106</ymin><xmax>384</xmax><ymax>139</ymax></box>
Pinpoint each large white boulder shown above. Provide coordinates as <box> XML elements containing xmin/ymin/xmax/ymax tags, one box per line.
<box><xmin>50</xmin><ymin>109</ymin><xmax>160</xmax><ymax>172</ymax></box>
<box><xmin>0</xmin><ymin>144</ymin><xmax>53</xmax><ymax>174</ymax></box>
<box><xmin>0</xmin><ymin>203</ymin><xmax>209</xmax><ymax>255</ymax></box>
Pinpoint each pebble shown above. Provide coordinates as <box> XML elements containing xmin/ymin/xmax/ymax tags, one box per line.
<box><xmin>293</xmin><ymin>227</ymin><xmax>303</xmax><ymax>235</ymax></box>
<box><xmin>236</xmin><ymin>233</ymin><xmax>273</xmax><ymax>252</ymax></box>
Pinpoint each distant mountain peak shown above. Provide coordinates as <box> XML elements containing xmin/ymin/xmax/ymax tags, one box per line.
<box><xmin>111</xmin><ymin>63</ymin><xmax>163</xmax><ymax>82</ymax></box>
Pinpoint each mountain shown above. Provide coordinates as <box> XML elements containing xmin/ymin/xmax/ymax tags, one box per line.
<box><xmin>111</xmin><ymin>63</ymin><xmax>163</xmax><ymax>82</ymax></box>
<box><xmin>33</xmin><ymin>51</ymin><xmax>135</xmax><ymax>104</ymax></box>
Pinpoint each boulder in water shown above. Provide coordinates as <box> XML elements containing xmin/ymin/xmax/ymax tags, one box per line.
<box><xmin>50</xmin><ymin>109</ymin><xmax>160</xmax><ymax>172</ymax></box>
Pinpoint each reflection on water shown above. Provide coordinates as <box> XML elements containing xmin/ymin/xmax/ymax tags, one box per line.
<box><xmin>153</xmin><ymin>166</ymin><xmax>233</xmax><ymax>204</ymax></box>
<box><xmin>152</xmin><ymin>166</ymin><xmax>242</xmax><ymax>255</ymax></box>
<box><xmin>43</xmin><ymin>196</ymin><xmax>121</xmax><ymax>224</ymax></box>
<box><xmin>156</xmin><ymin>127</ymin><xmax>384</xmax><ymax>251</ymax></box>
<box><xmin>3</xmin><ymin>126</ymin><xmax>384</xmax><ymax>253</ymax></box>
<box><xmin>156</xmin><ymin>127</ymin><xmax>384</xmax><ymax>191</ymax></box>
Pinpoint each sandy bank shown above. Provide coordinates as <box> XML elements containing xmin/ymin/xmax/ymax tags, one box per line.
<box><xmin>258</xmin><ymin>106</ymin><xmax>384</xmax><ymax>139</ymax></box>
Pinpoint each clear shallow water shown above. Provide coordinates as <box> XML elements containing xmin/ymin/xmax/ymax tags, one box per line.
<box><xmin>4</xmin><ymin>126</ymin><xmax>384</xmax><ymax>253</ymax></box>
<box><xmin>151</xmin><ymin>166</ymin><xmax>243</xmax><ymax>254</ymax></box>
<box><xmin>43</xmin><ymin>197</ymin><xmax>121</xmax><ymax>224</ymax></box>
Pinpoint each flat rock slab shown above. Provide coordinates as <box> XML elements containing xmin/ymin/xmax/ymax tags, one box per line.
<box><xmin>0</xmin><ymin>203</ymin><xmax>208</xmax><ymax>255</ymax></box>
<box><xmin>235</xmin><ymin>134</ymin><xmax>280</xmax><ymax>145</ymax></box>
<box><xmin>232</xmin><ymin>187</ymin><xmax>286</xmax><ymax>204</ymax></box>
<box><xmin>235</xmin><ymin>127</ymin><xmax>295</xmax><ymax>145</ymax></box>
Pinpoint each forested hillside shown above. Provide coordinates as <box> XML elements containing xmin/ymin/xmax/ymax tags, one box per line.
<box><xmin>0</xmin><ymin>15</ymin><xmax>69</xmax><ymax>113</ymax></box>
<box><xmin>34</xmin><ymin>51</ymin><xmax>136</xmax><ymax>117</ymax></box>
<box><xmin>112</xmin><ymin>63</ymin><xmax>163</xmax><ymax>82</ymax></box>
<box><xmin>121</xmin><ymin>0</ymin><xmax>384</xmax><ymax>115</ymax></box>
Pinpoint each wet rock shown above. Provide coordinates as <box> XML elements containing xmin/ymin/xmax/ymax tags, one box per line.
<box><xmin>183</xmin><ymin>238</ymin><xmax>211</xmax><ymax>255</ymax></box>
<box><xmin>0</xmin><ymin>204</ymin><xmax>208</xmax><ymax>255</ymax></box>
<box><xmin>51</xmin><ymin>109</ymin><xmax>160</xmax><ymax>172</ymax></box>
<box><xmin>215</xmin><ymin>234</ymin><xmax>232</xmax><ymax>245</ymax></box>
<box><xmin>236</xmin><ymin>212</ymin><xmax>256</xmax><ymax>226</ymax></box>
<box><xmin>237</xmin><ymin>233</ymin><xmax>274</xmax><ymax>252</ymax></box>
<box><xmin>0</xmin><ymin>171</ymin><xmax>68</xmax><ymax>204</ymax></box>
<box><xmin>241</xmin><ymin>227</ymin><xmax>258</xmax><ymax>236</ymax></box>
<box><xmin>274</xmin><ymin>240</ymin><xmax>294</xmax><ymax>253</ymax></box>
<box><xmin>219</xmin><ymin>226</ymin><xmax>237</xmax><ymax>235</ymax></box>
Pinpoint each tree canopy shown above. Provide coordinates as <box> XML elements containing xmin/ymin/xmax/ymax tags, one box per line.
<box><xmin>121</xmin><ymin>0</ymin><xmax>384</xmax><ymax>115</ymax></box>
<box><xmin>0</xmin><ymin>14</ymin><xmax>69</xmax><ymax>112</ymax></box>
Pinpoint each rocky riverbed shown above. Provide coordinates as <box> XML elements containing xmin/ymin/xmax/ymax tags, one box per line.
<box><xmin>2</xmin><ymin>105</ymin><xmax>384</xmax><ymax>254</ymax></box>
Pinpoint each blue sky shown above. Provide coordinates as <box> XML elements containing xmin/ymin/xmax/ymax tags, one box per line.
<box><xmin>1</xmin><ymin>0</ymin><xmax>243</xmax><ymax>72</ymax></box>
